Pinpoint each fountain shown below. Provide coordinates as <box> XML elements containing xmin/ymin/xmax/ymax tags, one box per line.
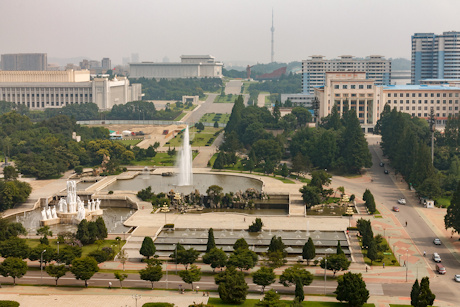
<box><xmin>177</xmin><ymin>125</ymin><xmax>193</xmax><ymax>186</ymax></box>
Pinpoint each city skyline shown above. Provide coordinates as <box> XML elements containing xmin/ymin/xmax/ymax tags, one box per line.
<box><xmin>0</xmin><ymin>0</ymin><xmax>459</xmax><ymax>65</ymax></box>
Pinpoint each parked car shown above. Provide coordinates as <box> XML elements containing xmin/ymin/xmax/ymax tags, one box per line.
<box><xmin>392</xmin><ymin>206</ymin><xmax>400</xmax><ymax>212</ymax></box>
<box><xmin>433</xmin><ymin>252</ymin><xmax>442</xmax><ymax>263</ymax></box>
<box><xmin>379</xmin><ymin>162</ymin><xmax>384</xmax><ymax>167</ymax></box>
<box><xmin>436</xmin><ymin>263</ymin><xmax>446</xmax><ymax>274</ymax></box>
<box><xmin>454</xmin><ymin>275</ymin><xmax>460</xmax><ymax>282</ymax></box>
<box><xmin>384</xmin><ymin>170</ymin><xmax>389</xmax><ymax>174</ymax></box>
<box><xmin>398</xmin><ymin>198</ymin><xmax>406</xmax><ymax>205</ymax></box>
<box><xmin>433</xmin><ymin>238</ymin><xmax>442</xmax><ymax>245</ymax></box>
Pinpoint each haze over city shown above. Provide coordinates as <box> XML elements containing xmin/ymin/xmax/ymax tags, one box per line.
<box><xmin>1</xmin><ymin>0</ymin><xmax>460</xmax><ymax>65</ymax></box>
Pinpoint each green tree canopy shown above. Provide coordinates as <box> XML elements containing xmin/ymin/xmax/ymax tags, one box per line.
<box><xmin>140</xmin><ymin>236</ymin><xmax>156</xmax><ymax>259</ymax></box>
<box><xmin>255</xmin><ymin>289</ymin><xmax>285</xmax><ymax>307</ymax></box>
<box><xmin>302</xmin><ymin>237</ymin><xmax>316</xmax><ymax>265</ymax></box>
<box><xmin>279</xmin><ymin>264</ymin><xmax>313</xmax><ymax>287</ymax></box>
<box><xmin>252</xmin><ymin>266</ymin><xmax>276</xmax><ymax>294</ymax></box>
<box><xmin>320</xmin><ymin>254</ymin><xmax>351</xmax><ymax>277</ymax></box>
<box><xmin>215</xmin><ymin>266</ymin><xmax>248</xmax><ymax>304</ymax></box>
<box><xmin>70</xmin><ymin>256</ymin><xmax>99</xmax><ymax>287</ymax></box>
<box><xmin>0</xmin><ymin>257</ymin><xmax>28</xmax><ymax>285</ymax></box>
<box><xmin>202</xmin><ymin>248</ymin><xmax>227</xmax><ymax>272</ymax></box>
<box><xmin>335</xmin><ymin>272</ymin><xmax>369</xmax><ymax>307</ymax></box>
<box><xmin>140</xmin><ymin>262</ymin><xmax>163</xmax><ymax>289</ymax></box>
<box><xmin>178</xmin><ymin>264</ymin><xmax>202</xmax><ymax>290</ymax></box>
<box><xmin>206</xmin><ymin>228</ymin><xmax>216</xmax><ymax>253</ymax></box>
<box><xmin>45</xmin><ymin>264</ymin><xmax>68</xmax><ymax>286</ymax></box>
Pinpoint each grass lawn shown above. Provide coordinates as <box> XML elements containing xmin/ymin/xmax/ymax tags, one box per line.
<box><xmin>435</xmin><ymin>196</ymin><xmax>451</xmax><ymax>208</ymax></box>
<box><xmin>207</xmin><ymin>298</ymin><xmax>375</xmax><ymax>307</ymax></box>
<box><xmin>114</xmin><ymin>139</ymin><xmax>142</xmax><ymax>146</ymax></box>
<box><xmin>215</xmin><ymin>95</ymin><xmax>237</xmax><ymax>103</ymax></box>
<box><xmin>131</xmin><ymin>152</ymin><xmax>198</xmax><ymax>166</ymax></box>
<box><xmin>174</xmin><ymin>112</ymin><xmax>186</xmax><ymax>121</ymax></box>
<box><xmin>25</xmin><ymin>239</ymin><xmax>126</xmax><ymax>257</ymax></box>
<box><xmin>389</xmin><ymin>305</ymin><xmax>411</xmax><ymax>307</ymax></box>
<box><xmin>199</xmin><ymin>113</ymin><xmax>231</xmax><ymax>124</ymax></box>
<box><xmin>166</xmin><ymin>127</ymin><xmax>222</xmax><ymax>147</ymax></box>
<box><xmin>360</xmin><ymin>237</ymin><xmax>399</xmax><ymax>267</ymax></box>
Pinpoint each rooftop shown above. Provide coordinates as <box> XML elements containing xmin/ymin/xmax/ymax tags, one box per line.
<box><xmin>384</xmin><ymin>85</ymin><xmax>460</xmax><ymax>90</ymax></box>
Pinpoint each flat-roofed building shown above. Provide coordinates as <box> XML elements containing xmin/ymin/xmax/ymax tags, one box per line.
<box><xmin>0</xmin><ymin>70</ymin><xmax>142</xmax><ymax>111</ymax></box>
<box><xmin>129</xmin><ymin>55</ymin><xmax>223</xmax><ymax>79</ymax></box>
<box><xmin>1</xmin><ymin>53</ymin><xmax>47</xmax><ymax>71</ymax></box>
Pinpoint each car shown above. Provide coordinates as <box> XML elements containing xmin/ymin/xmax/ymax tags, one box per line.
<box><xmin>436</xmin><ymin>263</ymin><xmax>446</xmax><ymax>274</ymax></box>
<box><xmin>433</xmin><ymin>252</ymin><xmax>442</xmax><ymax>262</ymax></box>
<box><xmin>398</xmin><ymin>198</ymin><xmax>406</xmax><ymax>205</ymax></box>
<box><xmin>454</xmin><ymin>275</ymin><xmax>460</xmax><ymax>282</ymax></box>
<box><xmin>379</xmin><ymin>162</ymin><xmax>384</xmax><ymax>167</ymax></box>
<box><xmin>392</xmin><ymin>206</ymin><xmax>400</xmax><ymax>212</ymax></box>
<box><xmin>433</xmin><ymin>238</ymin><xmax>442</xmax><ymax>245</ymax></box>
<box><xmin>384</xmin><ymin>169</ymin><xmax>389</xmax><ymax>174</ymax></box>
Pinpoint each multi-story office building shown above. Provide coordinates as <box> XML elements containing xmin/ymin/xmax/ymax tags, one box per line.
<box><xmin>129</xmin><ymin>55</ymin><xmax>223</xmax><ymax>79</ymax></box>
<box><xmin>0</xmin><ymin>70</ymin><xmax>142</xmax><ymax>111</ymax></box>
<box><xmin>1</xmin><ymin>53</ymin><xmax>47</xmax><ymax>71</ymax></box>
<box><xmin>315</xmin><ymin>72</ymin><xmax>460</xmax><ymax>132</ymax></box>
<box><xmin>101</xmin><ymin>58</ymin><xmax>111</xmax><ymax>71</ymax></box>
<box><xmin>302</xmin><ymin>55</ymin><xmax>391</xmax><ymax>94</ymax></box>
<box><xmin>411</xmin><ymin>31</ymin><xmax>460</xmax><ymax>84</ymax></box>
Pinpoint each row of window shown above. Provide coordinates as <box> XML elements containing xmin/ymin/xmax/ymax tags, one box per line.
<box><xmin>1</xmin><ymin>93</ymin><xmax>92</xmax><ymax>98</ymax></box>
<box><xmin>388</xmin><ymin>100</ymin><xmax>457</xmax><ymax>104</ymax></box>
<box><xmin>333</xmin><ymin>84</ymin><xmax>373</xmax><ymax>89</ymax></box>
<box><xmin>14</xmin><ymin>101</ymin><xmax>89</xmax><ymax>108</ymax></box>
<box><xmin>335</xmin><ymin>93</ymin><xmax>373</xmax><ymax>98</ymax></box>
<box><xmin>392</xmin><ymin>105</ymin><xmax>457</xmax><ymax>111</ymax></box>
<box><xmin>387</xmin><ymin>92</ymin><xmax>459</xmax><ymax>98</ymax></box>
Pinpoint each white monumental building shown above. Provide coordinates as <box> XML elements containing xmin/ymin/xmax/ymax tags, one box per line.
<box><xmin>0</xmin><ymin>70</ymin><xmax>142</xmax><ymax>111</ymax></box>
<box><xmin>129</xmin><ymin>55</ymin><xmax>223</xmax><ymax>79</ymax></box>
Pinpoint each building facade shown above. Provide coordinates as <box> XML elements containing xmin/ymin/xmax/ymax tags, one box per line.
<box><xmin>315</xmin><ymin>72</ymin><xmax>460</xmax><ymax>132</ymax></box>
<box><xmin>302</xmin><ymin>55</ymin><xmax>391</xmax><ymax>95</ymax></box>
<box><xmin>411</xmin><ymin>31</ymin><xmax>460</xmax><ymax>84</ymax></box>
<box><xmin>129</xmin><ymin>55</ymin><xmax>223</xmax><ymax>79</ymax></box>
<box><xmin>0</xmin><ymin>70</ymin><xmax>142</xmax><ymax>111</ymax></box>
<box><xmin>1</xmin><ymin>53</ymin><xmax>47</xmax><ymax>71</ymax></box>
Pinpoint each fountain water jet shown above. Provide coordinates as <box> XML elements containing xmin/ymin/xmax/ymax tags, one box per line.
<box><xmin>177</xmin><ymin>125</ymin><xmax>193</xmax><ymax>186</ymax></box>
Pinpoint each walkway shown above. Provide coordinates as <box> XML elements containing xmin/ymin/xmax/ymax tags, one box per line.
<box><xmin>224</xmin><ymin>80</ymin><xmax>242</xmax><ymax>95</ymax></box>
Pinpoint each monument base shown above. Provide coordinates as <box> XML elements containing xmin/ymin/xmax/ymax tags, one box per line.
<box><xmin>40</xmin><ymin>218</ymin><xmax>61</xmax><ymax>226</ymax></box>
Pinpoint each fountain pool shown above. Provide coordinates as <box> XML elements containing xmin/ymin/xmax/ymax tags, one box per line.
<box><xmin>101</xmin><ymin>173</ymin><xmax>263</xmax><ymax>194</ymax></box>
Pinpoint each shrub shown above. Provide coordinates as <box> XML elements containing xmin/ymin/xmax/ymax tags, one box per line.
<box><xmin>88</xmin><ymin>248</ymin><xmax>113</xmax><ymax>263</ymax></box>
<box><xmin>0</xmin><ymin>301</ymin><xmax>20</xmax><ymax>307</ymax></box>
<box><xmin>142</xmin><ymin>303</ymin><xmax>175</xmax><ymax>307</ymax></box>
<box><xmin>164</xmin><ymin>224</ymin><xmax>175</xmax><ymax>228</ymax></box>
<box><xmin>108</xmin><ymin>191</ymin><xmax>114</xmax><ymax>194</ymax></box>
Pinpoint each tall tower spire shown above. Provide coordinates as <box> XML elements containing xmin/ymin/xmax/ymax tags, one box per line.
<box><xmin>271</xmin><ymin>9</ymin><xmax>275</xmax><ymax>63</ymax></box>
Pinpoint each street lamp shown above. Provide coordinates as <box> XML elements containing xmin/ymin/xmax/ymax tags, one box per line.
<box><xmin>324</xmin><ymin>257</ymin><xmax>327</xmax><ymax>295</ymax></box>
<box><xmin>405</xmin><ymin>249</ymin><xmax>409</xmax><ymax>282</ymax></box>
<box><xmin>41</xmin><ymin>249</ymin><xmax>46</xmax><ymax>285</ymax></box>
<box><xmin>57</xmin><ymin>241</ymin><xmax>60</xmax><ymax>256</ymax></box>
<box><xmin>132</xmin><ymin>294</ymin><xmax>141</xmax><ymax>307</ymax></box>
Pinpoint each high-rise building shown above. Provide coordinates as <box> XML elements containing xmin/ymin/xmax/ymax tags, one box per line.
<box><xmin>302</xmin><ymin>55</ymin><xmax>391</xmax><ymax>95</ymax></box>
<box><xmin>1</xmin><ymin>53</ymin><xmax>47</xmax><ymax>71</ymax></box>
<box><xmin>411</xmin><ymin>31</ymin><xmax>460</xmax><ymax>84</ymax></box>
<box><xmin>101</xmin><ymin>58</ymin><xmax>111</xmax><ymax>71</ymax></box>
<box><xmin>131</xmin><ymin>53</ymin><xmax>140</xmax><ymax>63</ymax></box>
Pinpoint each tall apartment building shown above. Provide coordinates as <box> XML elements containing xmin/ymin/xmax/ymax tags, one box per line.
<box><xmin>411</xmin><ymin>31</ymin><xmax>460</xmax><ymax>84</ymax></box>
<box><xmin>1</xmin><ymin>53</ymin><xmax>47</xmax><ymax>71</ymax></box>
<box><xmin>302</xmin><ymin>55</ymin><xmax>391</xmax><ymax>94</ymax></box>
<box><xmin>101</xmin><ymin>58</ymin><xmax>111</xmax><ymax>71</ymax></box>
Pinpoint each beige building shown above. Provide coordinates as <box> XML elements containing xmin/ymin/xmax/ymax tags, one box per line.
<box><xmin>315</xmin><ymin>72</ymin><xmax>460</xmax><ymax>131</ymax></box>
<box><xmin>315</xmin><ymin>72</ymin><xmax>383</xmax><ymax>133</ymax></box>
<box><xmin>0</xmin><ymin>70</ymin><xmax>142</xmax><ymax>111</ymax></box>
<box><xmin>129</xmin><ymin>55</ymin><xmax>223</xmax><ymax>79</ymax></box>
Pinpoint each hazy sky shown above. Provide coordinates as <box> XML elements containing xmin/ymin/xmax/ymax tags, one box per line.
<box><xmin>1</xmin><ymin>0</ymin><xmax>460</xmax><ymax>66</ymax></box>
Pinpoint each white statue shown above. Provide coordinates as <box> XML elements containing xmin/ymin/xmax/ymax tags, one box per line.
<box><xmin>58</xmin><ymin>198</ymin><xmax>64</xmax><ymax>212</ymax></box>
<box><xmin>76</xmin><ymin>201</ymin><xmax>86</xmax><ymax>221</ymax></box>
<box><xmin>96</xmin><ymin>199</ymin><xmax>101</xmax><ymax>210</ymax></box>
<box><xmin>46</xmin><ymin>207</ymin><xmax>53</xmax><ymax>220</ymax></box>
<box><xmin>91</xmin><ymin>200</ymin><xmax>96</xmax><ymax>211</ymax></box>
<box><xmin>67</xmin><ymin>181</ymin><xmax>77</xmax><ymax>208</ymax></box>
<box><xmin>86</xmin><ymin>200</ymin><xmax>91</xmax><ymax>212</ymax></box>
<box><xmin>51</xmin><ymin>207</ymin><xmax>58</xmax><ymax>219</ymax></box>
<box><xmin>41</xmin><ymin>208</ymin><xmax>48</xmax><ymax>220</ymax></box>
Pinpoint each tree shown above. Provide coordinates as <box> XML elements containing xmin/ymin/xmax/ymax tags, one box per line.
<box><xmin>0</xmin><ymin>238</ymin><xmax>30</xmax><ymax>259</ymax></box>
<box><xmin>213</xmin><ymin>153</ymin><xmax>225</xmax><ymax>169</ymax></box>
<box><xmin>140</xmin><ymin>237</ymin><xmax>156</xmax><ymax>260</ymax></box>
<box><xmin>299</xmin><ymin>185</ymin><xmax>321</xmax><ymax>208</ymax></box>
<box><xmin>177</xmin><ymin>248</ymin><xmax>200</xmax><ymax>270</ymax></box>
<box><xmin>248</xmin><ymin>218</ymin><xmax>263</xmax><ymax>232</ymax></box>
<box><xmin>139</xmin><ymin>262</ymin><xmax>163</xmax><ymax>289</ymax></box>
<box><xmin>335</xmin><ymin>272</ymin><xmax>369</xmax><ymax>307</ymax></box>
<box><xmin>3</xmin><ymin>166</ymin><xmax>18</xmax><ymax>181</ymax></box>
<box><xmin>320</xmin><ymin>254</ymin><xmax>351</xmax><ymax>277</ymax></box>
<box><xmin>227</xmin><ymin>248</ymin><xmax>258</xmax><ymax>271</ymax></box>
<box><xmin>302</xmin><ymin>238</ymin><xmax>315</xmax><ymax>265</ymax></box>
<box><xmin>178</xmin><ymin>264</ymin><xmax>202</xmax><ymax>290</ymax></box>
<box><xmin>206</xmin><ymin>228</ymin><xmax>216</xmax><ymax>253</ymax></box>
<box><xmin>410</xmin><ymin>279</ymin><xmax>420</xmax><ymax>307</ymax></box>
<box><xmin>95</xmin><ymin>217</ymin><xmax>108</xmax><ymax>240</ymax></box>
<box><xmin>265</xmin><ymin>236</ymin><xmax>287</xmax><ymax>268</ymax></box>
<box><xmin>117</xmin><ymin>248</ymin><xmax>128</xmax><ymax>271</ymax></box>
<box><xmin>336</xmin><ymin>240</ymin><xmax>344</xmax><ymax>255</ymax></box>
<box><xmin>214</xmin><ymin>121</ymin><xmax>219</xmax><ymax>128</ymax></box>
<box><xmin>280</xmin><ymin>163</ymin><xmax>289</xmax><ymax>178</ymax></box>
<box><xmin>114</xmin><ymin>271</ymin><xmax>128</xmax><ymax>288</ymax></box>
<box><xmin>0</xmin><ymin>219</ymin><xmax>26</xmax><ymax>241</ymax></box>
<box><xmin>56</xmin><ymin>245</ymin><xmax>82</xmax><ymax>265</ymax></box>
<box><xmin>366</xmin><ymin>239</ymin><xmax>379</xmax><ymax>265</ymax></box>
<box><xmin>202</xmin><ymin>248</ymin><xmax>227</xmax><ymax>272</ymax></box>
<box><xmin>29</xmin><ymin>245</ymin><xmax>56</xmax><ymax>266</ymax></box>
<box><xmin>417</xmin><ymin>277</ymin><xmax>436</xmax><ymax>307</ymax></box>
<box><xmin>279</xmin><ymin>265</ymin><xmax>313</xmax><ymax>287</ymax></box>
<box><xmin>292</xmin><ymin>107</ymin><xmax>312</xmax><ymax>127</ymax></box>
<box><xmin>70</xmin><ymin>257</ymin><xmax>99</xmax><ymax>287</ymax></box>
<box><xmin>295</xmin><ymin>278</ymin><xmax>305</xmax><ymax>302</ymax></box>
<box><xmin>445</xmin><ymin>181</ymin><xmax>460</xmax><ymax>234</ymax></box>
<box><xmin>0</xmin><ymin>257</ymin><xmax>28</xmax><ymax>285</ymax></box>
<box><xmin>233</xmin><ymin>238</ymin><xmax>249</xmax><ymax>250</ymax></box>
<box><xmin>363</xmin><ymin>189</ymin><xmax>376</xmax><ymax>214</ymax></box>
<box><xmin>252</xmin><ymin>266</ymin><xmax>276</xmax><ymax>294</ymax></box>
<box><xmin>215</xmin><ymin>266</ymin><xmax>248</xmax><ymax>304</ymax></box>
<box><xmin>45</xmin><ymin>264</ymin><xmax>68</xmax><ymax>286</ymax></box>
<box><xmin>255</xmin><ymin>289</ymin><xmax>285</xmax><ymax>307</ymax></box>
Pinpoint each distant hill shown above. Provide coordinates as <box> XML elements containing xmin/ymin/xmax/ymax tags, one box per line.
<box><xmin>223</xmin><ymin>61</ymin><xmax>301</xmax><ymax>78</ymax></box>
<box><xmin>390</xmin><ymin>58</ymin><xmax>411</xmax><ymax>71</ymax></box>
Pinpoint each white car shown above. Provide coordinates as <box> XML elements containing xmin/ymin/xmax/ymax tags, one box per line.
<box><xmin>398</xmin><ymin>198</ymin><xmax>406</xmax><ymax>205</ymax></box>
<box><xmin>433</xmin><ymin>238</ymin><xmax>442</xmax><ymax>245</ymax></box>
<box><xmin>433</xmin><ymin>252</ymin><xmax>442</xmax><ymax>263</ymax></box>
<box><xmin>455</xmin><ymin>275</ymin><xmax>460</xmax><ymax>282</ymax></box>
